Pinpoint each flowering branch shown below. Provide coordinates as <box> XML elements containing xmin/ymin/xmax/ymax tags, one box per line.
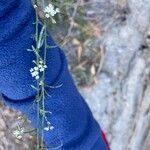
<box><xmin>12</xmin><ymin>1</ymin><xmax>60</xmax><ymax>150</ymax></box>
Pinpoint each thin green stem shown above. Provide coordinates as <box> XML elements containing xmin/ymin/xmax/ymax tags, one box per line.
<box><xmin>41</xmin><ymin>21</ymin><xmax>48</xmax><ymax>148</ymax></box>
<box><xmin>33</xmin><ymin>1</ymin><xmax>60</xmax><ymax>149</ymax></box>
<box><xmin>35</xmin><ymin>8</ymin><xmax>40</xmax><ymax>150</ymax></box>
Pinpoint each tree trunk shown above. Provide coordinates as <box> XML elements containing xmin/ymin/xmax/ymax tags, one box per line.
<box><xmin>82</xmin><ymin>0</ymin><xmax>150</xmax><ymax>150</ymax></box>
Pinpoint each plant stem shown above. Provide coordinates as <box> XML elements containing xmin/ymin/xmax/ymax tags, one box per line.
<box><xmin>41</xmin><ymin>21</ymin><xmax>48</xmax><ymax>149</ymax></box>
<box><xmin>35</xmin><ymin>7</ymin><xmax>40</xmax><ymax>150</ymax></box>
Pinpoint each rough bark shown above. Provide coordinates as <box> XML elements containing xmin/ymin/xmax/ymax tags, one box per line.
<box><xmin>81</xmin><ymin>0</ymin><xmax>150</xmax><ymax>150</ymax></box>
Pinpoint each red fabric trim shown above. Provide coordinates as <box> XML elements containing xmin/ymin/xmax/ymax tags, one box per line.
<box><xmin>101</xmin><ymin>129</ymin><xmax>110</xmax><ymax>150</ymax></box>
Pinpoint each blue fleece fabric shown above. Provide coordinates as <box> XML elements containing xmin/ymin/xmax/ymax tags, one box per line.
<box><xmin>0</xmin><ymin>0</ymin><xmax>108</xmax><ymax>149</ymax></box>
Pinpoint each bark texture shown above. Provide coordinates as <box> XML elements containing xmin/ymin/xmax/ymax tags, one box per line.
<box><xmin>81</xmin><ymin>0</ymin><xmax>150</xmax><ymax>150</ymax></box>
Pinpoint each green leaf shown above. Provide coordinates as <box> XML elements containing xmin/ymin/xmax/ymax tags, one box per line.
<box><xmin>31</xmin><ymin>85</ymin><xmax>38</xmax><ymax>91</ymax></box>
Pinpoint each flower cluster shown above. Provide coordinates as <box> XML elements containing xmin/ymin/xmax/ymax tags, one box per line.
<box><xmin>44</xmin><ymin>3</ymin><xmax>60</xmax><ymax>23</ymax></box>
<box><xmin>30</xmin><ymin>60</ymin><xmax>47</xmax><ymax>80</ymax></box>
<box><xmin>13</xmin><ymin>127</ymin><xmax>24</xmax><ymax>139</ymax></box>
<box><xmin>44</xmin><ymin>116</ymin><xmax>54</xmax><ymax>131</ymax></box>
<box><xmin>44</xmin><ymin>121</ymin><xmax>54</xmax><ymax>131</ymax></box>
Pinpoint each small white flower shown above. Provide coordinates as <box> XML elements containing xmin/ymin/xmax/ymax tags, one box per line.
<box><xmin>34</xmin><ymin>66</ymin><xmax>39</xmax><ymax>71</ymax></box>
<box><xmin>44</xmin><ymin>125</ymin><xmax>54</xmax><ymax>131</ymax></box>
<box><xmin>13</xmin><ymin>127</ymin><xmax>24</xmax><ymax>139</ymax></box>
<box><xmin>30</xmin><ymin>66</ymin><xmax>40</xmax><ymax>80</ymax></box>
<box><xmin>35</xmin><ymin>75</ymin><xmax>40</xmax><ymax>80</ymax></box>
<box><xmin>39</xmin><ymin>80</ymin><xmax>43</xmax><ymax>86</ymax></box>
<box><xmin>30</xmin><ymin>60</ymin><xmax>47</xmax><ymax>80</ymax></box>
<box><xmin>39</xmin><ymin>60</ymin><xmax>43</xmax><ymax>64</ymax></box>
<box><xmin>55</xmin><ymin>8</ymin><xmax>60</xmax><ymax>13</ymax></box>
<box><xmin>38</xmin><ymin>64</ymin><xmax>42</xmax><ymax>68</ymax></box>
<box><xmin>44</xmin><ymin>3</ymin><xmax>60</xmax><ymax>22</ymax></box>
<box><xmin>38</xmin><ymin>63</ymin><xmax>47</xmax><ymax>72</ymax></box>
<box><xmin>33</xmin><ymin>5</ymin><xmax>37</xmax><ymax>8</ymax></box>
<box><xmin>39</xmin><ymin>67</ymin><xmax>45</xmax><ymax>72</ymax></box>
<box><xmin>44</xmin><ymin>120</ymin><xmax>54</xmax><ymax>131</ymax></box>
<box><xmin>45</xmin><ymin>13</ymin><xmax>50</xmax><ymax>18</ymax></box>
<box><xmin>44</xmin><ymin>126</ymin><xmax>50</xmax><ymax>131</ymax></box>
<box><xmin>30</xmin><ymin>68</ymin><xmax>34</xmax><ymax>72</ymax></box>
<box><xmin>31</xmin><ymin>70</ymin><xmax>39</xmax><ymax>77</ymax></box>
<box><xmin>50</xmin><ymin>126</ymin><xmax>54</xmax><ymax>130</ymax></box>
<box><xmin>44</xmin><ymin>4</ymin><xmax>53</xmax><ymax>13</ymax></box>
<box><xmin>17</xmin><ymin>116</ymin><xmax>22</xmax><ymax>120</ymax></box>
<box><xmin>44</xmin><ymin>65</ymin><xmax>47</xmax><ymax>68</ymax></box>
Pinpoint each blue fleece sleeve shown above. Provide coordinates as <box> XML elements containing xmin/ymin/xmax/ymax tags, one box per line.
<box><xmin>0</xmin><ymin>0</ymin><xmax>108</xmax><ymax>149</ymax></box>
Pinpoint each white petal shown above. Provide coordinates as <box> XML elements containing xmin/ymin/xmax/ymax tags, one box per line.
<box><xmin>35</xmin><ymin>75</ymin><xmax>40</xmax><ymax>80</ymax></box>
<box><xmin>44</xmin><ymin>126</ymin><xmax>50</xmax><ymax>131</ymax></box>
<box><xmin>39</xmin><ymin>60</ymin><xmax>43</xmax><ymax>64</ymax></box>
<box><xmin>50</xmin><ymin>126</ymin><xmax>54</xmax><ymax>130</ymax></box>
<box><xmin>40</xmin><ymin>68</ymin><xmax>45</xmax><ymax>72</ymax></box>
<box><xmin>30</xmin><ymin>68</ymin><xmax>34</xmax><ymax>72</ymax></box>
<box><xmin>34</xmin><ymin>67</ymin><xmax>39</xmax><ymax>71</ymax></box>
<box><xmin>44</xmin><ymin>65</ymin><xmax>47</xmax><ymax>68</ymax></box>
<box><xmin>45</xmin><ymin>13</ymin><xmax>50</xmax><ymax>18</ymax></box>
<box><xmin>56</xmin><ymin>8</ymin><xmax>60</xmax><ymax>13</ymax></box>
<box><xmin>48</xmin><ymin>4</ymin><xmax>54</xmax><ymax>9</ymax></box>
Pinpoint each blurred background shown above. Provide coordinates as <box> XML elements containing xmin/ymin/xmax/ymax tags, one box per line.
<box><xmin>0</xmin><ymin>0</ymin><xmax>150</xmax><ymax>149</ymax></box>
